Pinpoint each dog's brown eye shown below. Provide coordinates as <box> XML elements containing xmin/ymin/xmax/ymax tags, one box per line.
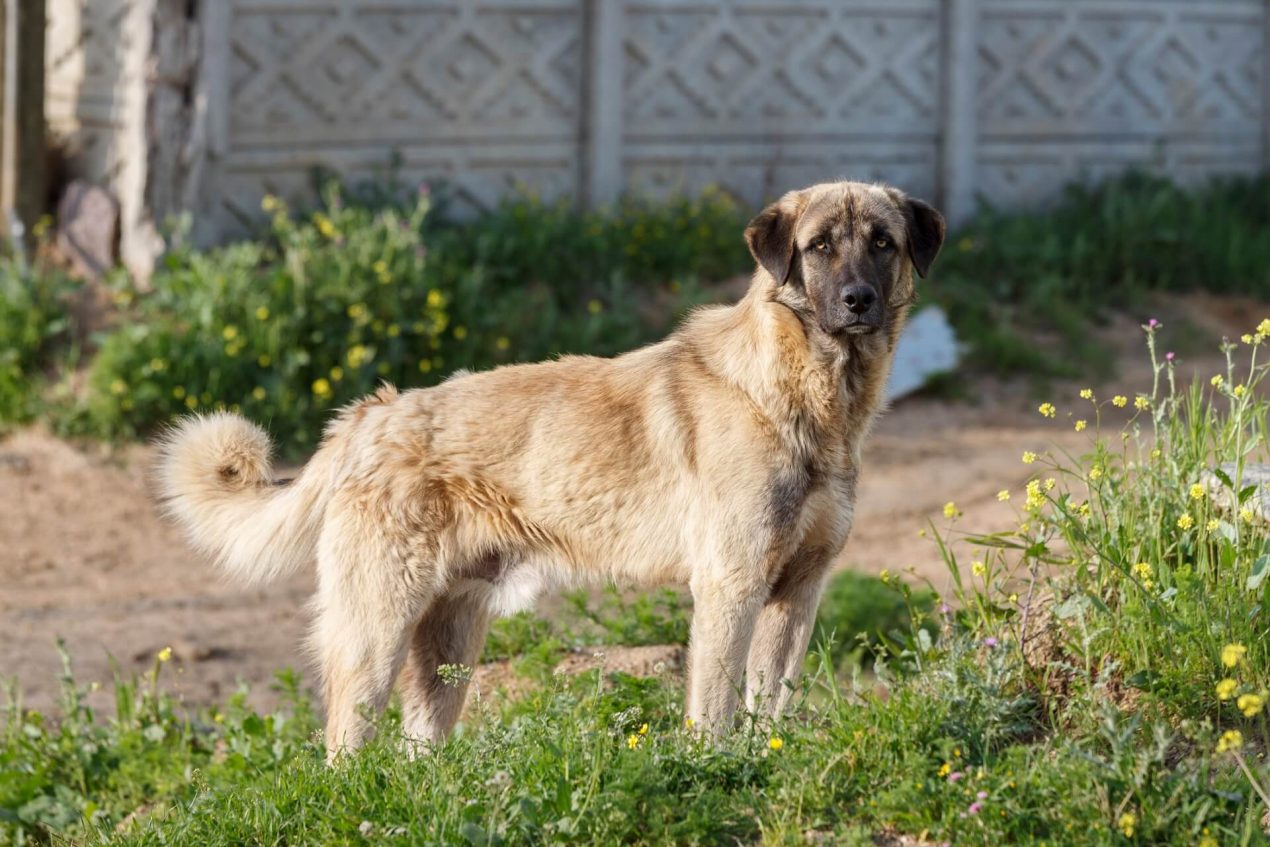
<box><xmin>874</xmin><ymin>238</ymin><xmax>889</xmax><ymax>249</ymax></box>
<box><xmin>811</xmin><ymin>238</ymin><xmax>829</xmax><ymax>252</ymax></box>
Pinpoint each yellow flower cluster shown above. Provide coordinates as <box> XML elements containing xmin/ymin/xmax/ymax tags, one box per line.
<box><xmin>1118</xmin><ymin>812</ymin><xmax>1136</xmax><ymax>838</ymax></box>
<box><xmin>1176</xmin><ymin>513</ymin><xmax>1194</xmax><ymax>531</ymax></box>
<box><xmin>1038</xmin><ymin>402</ymin><xmax>1056</xmax><ymax>418</ymax></box>
<box><xmin>1132</xmin><ymin>561</ymin><xmax>1153</xmax><ymax>590</ymax></box>
<box><xmin>1025</xmin><ymin>480</ymin><xmax>1045</xmax><ymax>511</ymax></box>
<box><xmin>943</xmin><ymin>501</ymin><xmax>959</xmax><ymax>519</ymax></box>
<box><xmin>1216</xmin><ymin>729</ymin><xmax>1243</xmax><ymax>753</ymax></box>
<box><xmin>1245</xmin><ymin>318</ymin><xmax>1270</xmax><ymax>345</ymax></box>
<box><xmin>1112</xmin><ymin>395</ymin><xmax>1128</xmax><ymax>408</ymax></box>
<box><xmin>1222</xmin><ymin>643</ymin><xmax>1247</xmax><ymax>668</ymax></box>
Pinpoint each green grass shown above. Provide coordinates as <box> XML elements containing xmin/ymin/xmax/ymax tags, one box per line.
<box><xmin>9</xmin><ymin>329</ymin><xmax>1270</xmax><ymax>845</ymax></box>
<box><xmin>928</xmin><ymin>172</ymin><xmax>1270</xmax><ymax>378</ymax></box>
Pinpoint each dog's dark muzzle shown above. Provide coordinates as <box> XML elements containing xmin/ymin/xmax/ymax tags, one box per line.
<box><xmin>839</xmin><ymin>283</ymin><xmax>883</xmax><ymax>333</ymax></box>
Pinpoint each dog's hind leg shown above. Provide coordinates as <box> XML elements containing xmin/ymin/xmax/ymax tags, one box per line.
<box><xmin>685</xmin><ymin>571</ymin><xmax>769</xmax><ymax>735</ymax></box>
<box><xmin>398</xmin><ymin>585</ymin><xmax>493</xmax><ymax>750</ymax></box>
<box><xmin>744</xmin><ymin>547</ymin><xmax>832</xmax><ymax>717</ymax></box>
<box><xmin>312</xmin><ymin>511</ymin><xmax>439</xmax><ymax>763</ymax></box>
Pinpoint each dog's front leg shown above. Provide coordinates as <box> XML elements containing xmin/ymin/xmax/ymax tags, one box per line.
<box><xmin>743</xmin><ymin>548</ymin><xmax>833</xmax><ymax>717</ymax></box>
<box><xmin>685</xmin><ymin>574</ymin><xmax>768</xmax><ymax>734</ymax></box>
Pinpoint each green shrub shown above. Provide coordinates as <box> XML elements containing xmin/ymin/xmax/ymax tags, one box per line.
<box><xmin>929</xmin><ymin>172</ymin><xmax>1270</xmax><ymax>377</ymax></box>
<box><xmin>0</xmin><ymin>259</ymin><xmax>71</xmax><ymax>426</ymax></box>
<box><xmin>78</xmin><ymin>187</ymin><xmax>747</xmax><ymax>454</ymax></box>
<box><xmin>814</xmin><ymin>570</ymin><xmax>935</xmax><ymax>669</ymax></box>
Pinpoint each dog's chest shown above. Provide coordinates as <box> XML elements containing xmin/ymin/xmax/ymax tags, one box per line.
<box><xmin>764</xmin><ymin>451</ymin><xmax>857</xmax><ymax>543</ymax></box>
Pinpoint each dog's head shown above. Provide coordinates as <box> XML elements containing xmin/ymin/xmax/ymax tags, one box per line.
<box><xmin>744</xmin><ymin>181</ymin><xmax>945</xmax><ymax>341</ymax></box>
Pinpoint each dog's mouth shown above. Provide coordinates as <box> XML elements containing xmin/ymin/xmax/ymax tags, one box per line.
<box><xmin>841</xmin><ymin>324</ymin><xmax>879</xmax><ymax>336</ymax></box>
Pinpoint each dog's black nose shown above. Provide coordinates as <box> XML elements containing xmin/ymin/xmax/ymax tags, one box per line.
<box><xmin>842</xmin><ymin>284</ymin><xmax>876</xmax><ymax>314</ymax></box>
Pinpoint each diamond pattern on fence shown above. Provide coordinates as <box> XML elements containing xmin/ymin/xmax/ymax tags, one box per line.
<box><xmin>977</xmin><ymin>0</ymin><xmax>1265</xmax><ymax>208</ymax></box>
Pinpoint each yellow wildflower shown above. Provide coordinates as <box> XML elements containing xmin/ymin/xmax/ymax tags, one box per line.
<box><xmin>1259</xmin><ymin>318</ymin><xmax>1270</xmax><ymax>336</ymax></box>
<box><xmin>173</xmin><ymin>386</ymin><xmax>186</xmax><ymax>399</ymax></box>
<box><xmin>258</xmin><ymin>354</ymin><xmax>272</xmax><ymax>368</ymax></box>
<box><xmin>1206</xmin><ymin>518</ymin><xmax>1221</xmax><ymax>532</ymax></box>
<box><xmin>1211</xmin><ymin>374</ymin><xmax>1224</xmax><ymax>388</ymax></box>
<box><xmin>684</xmin><ymin>717</ymin><xmax>695</xmax><ymax>729</ymax></box>
<box><xmin>1132</xmin><ymin>562</ymin><xmax>1152</xmax><ymax>580</ymax></box>
<box><xmin>1022</xmin><ymin>451</ymin><xmax>1037</xmax><ymax>465</ymax></box>
<box><xmin>1134</xmin><ymin>396</ymin><xmax>1149</xmax><ymax>411</ymax></box>
<box><xmin>937</xmin><ymin>762</ymin><xmax>951</xmax><ymax>777</ymax></box>
<box><xmin>1008</xmin><ymin>593</ymin><xmax>1018</xmax><ymax>604</ymax></box>
<box><xmin>1118</xmin><ymin>812</ymin><xmax>1136</xmax><ymax>838</ymax></box>
<box><xmin>1238</xmin><ymin>693</ymin><xmax>1265</xmax><ymax>717</ymax></box>
<box><xmin>255</xmin><ymin>306</ymin><xmax>270</xmax><ymax>321</ymax></box>
<box><xmin>997</xmin><ymin>489</ymin><xmax>1010</xmax><ymax>502</ymax></box>
<box><xmin>312</xmin><ymin>378</ymin><xmax>332</xmax><ymax>397</ymax></box>
<box><xmin>426</xmin><ymin>289</ymin><xmax>445</xmax><ymax>308</ymax></box>
<box><xmin>157</xmin><ymin>647</ymin><xmax>172</xmax><ymax>663</ymax></box>
<box><xmin>1189</xmin><ymin>483</ymin><xmax>1206</xmax><ymax>500</ymax></box>
<box><xmin>109</xmin><ymin>379</ymin><xmax>127</xmax><ymax>396</ymax></box>
<box><xmin>1079</xmin><ymin>388</ymin><xmax>1093</xmax><ymax>400</ymax></box>
<box><xmin>222</xmin><ymin>325</ymin><xmax>238</xmax><ymax>341</ymax></box>
<box><xmin>627</xmin><ymin>734</ymin><xmax>639</xmax><ymax>750</ymax></box>
<box><xmin>1221</xmin><ymin>643</ymin><xmax>1247</xmax><ymax>668</ymax></box>
<box><xmin>1234</xmin><ymin>384</ymin><xmax>1247</xmax><ymax>398</ymax></box>
<box><xmin>971</xmin><ymin>560</ymin><xmax>986</xmax><ymax>578</ymax></box>
<box><xmin>1038</xmin><ymin>402</ymin><xmax>1056</xmax><ymax>418</ymax></box>
<box><xmin>879</xmin><ymin>569</ymin><xmax>890</xmax><ymax>584</ymax></box>
<box><xmin>1216</xmin><ymin>678</ymin><xmax>1238</xmax><ymax>701</ymax></box>
<box><xmin>943</xmin><ymin>501</ymin><xmax>958</xmax><ymax>519</ymax></box>
<box><xmin>1216</xmin><ymin>729</ymin><xmax>1243</xmax><ymax>753</ymax></box>
<box><xmin>1074</xmin><ymin>419</ymin><xmax>1087</xmax><ymax>432</ymax></box>
<box><xmin>261</xmin><ymin>194</ymin><xmax>281</xmax><ymax>213</ymax></box>
<box><xmin>1112</xmin><ymin>395</ymin><xmax>1128</xmax><ymax>408</ymax></box>
<box><xmin>639</xmin><ymin>723</ymin><xmax>649</xmax><ymax>736</ymax></box>
<box><xmin>496</xmin><ymin>336</ymin><xmax>511</xmax><ymax>351</ymax></box>
<box><xmin>1089</xmin><ymin>467</ymin><xmax>1103</xmax><ymax>481</ymax></box>
<box><xmin>1241</xmin><ymin>507</ymin><xmax>1256</xmax><ymax>523</ymax></box>
<box><xmin>454</xmin><ymin>326</ymin><xmax>468</xmax><ymax>340</ymax></box>
<box><xmin>252</xmin><ymin>387</ymin><xmax>266</xmax><ymax>401</ymax></box>
<box><xmin>418</xmin><ymin>359</ymin><xmax>432</xmax><ymax>373</ymax></box>
<box><xmin>330</xmin><ymin>366</ymin><xmax>343</xmax><ymax>381</ymax></box>
<box><xmin>768</xmin><ymin>737</ymin><xmax>783</xmax><ymax>751</ymax></box>
<box><xmin>1243</xmin><ymin>334</ymin><xmax>1254</xmax><ymax>344</ymax></box>
<box><xmin>1177</xmin><ymin>514</ymin><xmax>1194</xmax><ymax>530</ymax></box>
<box><xmin>314</xmin><ymin>213</ymin><xmax>337</xmax><ymax>239</ymax></box>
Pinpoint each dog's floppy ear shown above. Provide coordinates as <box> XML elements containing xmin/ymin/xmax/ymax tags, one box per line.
<box><xmin>901</xmin><ymin>196</ymin><xmax>946</xmax><ymax>279</ymax></box>
<box><xmin>745</xmin><ymin>196</ymin><xmax>800</xmax><ymax>285</ymax></box>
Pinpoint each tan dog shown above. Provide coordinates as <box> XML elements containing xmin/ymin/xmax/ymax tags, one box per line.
<box><xmin>158</xmin><ymin>180</ymin><xmax>945</xmax><ymax>759</ymax></box>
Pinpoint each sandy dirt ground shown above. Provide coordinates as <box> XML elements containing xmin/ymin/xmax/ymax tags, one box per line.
<box><xmin>1</xmin><ymin>296</ymin><xmax>1256</xmax><ymax>715</ymax></box>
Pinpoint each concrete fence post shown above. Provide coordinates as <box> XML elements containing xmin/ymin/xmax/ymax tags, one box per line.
<box><xmin>1263</xmin><ymin>0</ymin><xmax>1269</xmax><ymax>171</ymax></box>
<box><xmin>939</xmin><ymin>0</ymin><xmax>978</xmax><ymax>229</ymax></box>
<box><xmin>584</xmin><ymin>0</ymin><xmax>623</xmax><ymax>208</ymax></box>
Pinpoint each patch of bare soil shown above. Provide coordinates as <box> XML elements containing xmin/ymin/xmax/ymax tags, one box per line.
<box><xmin>0</xmin><ymin>296</ymin><xmax>1253</xmax><ymax>715</ymax></box>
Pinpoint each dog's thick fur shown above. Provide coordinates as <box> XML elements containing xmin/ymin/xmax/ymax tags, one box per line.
<box><xmin>157</xmin><ymin>181</ymin><xmax>945</xmax><ymax>759</ymax></box>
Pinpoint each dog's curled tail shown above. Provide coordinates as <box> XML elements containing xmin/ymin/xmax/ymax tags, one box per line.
<box><xmin>156</xmin><ymin>412</ymin><xmax>329</xmax><ymax>586</ymax></box>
